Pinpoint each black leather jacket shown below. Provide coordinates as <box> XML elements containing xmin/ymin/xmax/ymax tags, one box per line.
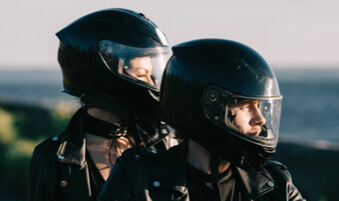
<box><xmin>99</xmin><ymin>142</ymin><xmax>305</xmax><ymax>201</ymax></box>
<box><xmin>28</xmin><ymin>108</ymin><xmax>176</xmax><ymax>201</ymax></box>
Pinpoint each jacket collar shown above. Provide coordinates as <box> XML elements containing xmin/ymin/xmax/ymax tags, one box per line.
<box><xmin>149</xmin><ymin>141</ymin><xmax>277</xmax><ymax>199</ymax></box>
<box><xmin>55</xmin><ymin>107</ymin><xmax>87</xmax><ymax>166</ymax></box>
<box><xmin>236</xmin><ymin>166</ymin><xmax>276</xmax><ymax>200</ymax></box>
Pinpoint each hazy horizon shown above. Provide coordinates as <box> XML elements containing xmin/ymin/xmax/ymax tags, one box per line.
<box><xmin>1</xmin><ymin>0</ymin><xmax>339</xmax><ymax>70</ymax></box>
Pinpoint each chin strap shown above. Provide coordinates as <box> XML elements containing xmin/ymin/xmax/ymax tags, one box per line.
<box><xmin>210</xmin><ymin>153</ymin><xmax>221</xmax><ymax>201</ymax></box>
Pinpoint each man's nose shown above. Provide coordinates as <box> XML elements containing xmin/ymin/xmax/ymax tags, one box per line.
<box><xmin>250</xmin><ymin>107</ymin><xmax>266</xmax><ymax>126</ymax></box>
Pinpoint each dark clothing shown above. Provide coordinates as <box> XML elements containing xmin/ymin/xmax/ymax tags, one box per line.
<box><xmin>186</xmin><ymin>163</ymin><xmax>240</xmax><ymax>201</ymax></box>
<box><xmin>98</xmin><ymin>142</ymin><xmax>305</xmax><ymax>201</ymax></box>
<box><xmin>28</xmin><ymin>108</ymin><xmax>99</xmax><ymax>201</ymax></box>
<box><xmin>28</xmin><ymin>108</ymin><xmax>176</xmax><ymax>201</ymax></box>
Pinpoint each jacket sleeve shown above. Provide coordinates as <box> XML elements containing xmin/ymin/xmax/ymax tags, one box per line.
<box><xmin>98</xmin><ymin>159</ymin><xmax>134</xmax><ymax>201</ymax></box>
<box><xmin>285</xmin><ymin>170</ymin><xmax>305</xmax><ymax>201</ymax></box>
<box><xmin>28</xmin><ymin>151</ymin><xmax>58</xmax><ymax>201</ymax></box>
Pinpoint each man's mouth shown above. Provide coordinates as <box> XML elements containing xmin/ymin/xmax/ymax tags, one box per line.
<box><xmin>249</xmin><ymin>129</ymin><xmax>262</xmax><ymax>136</ymax></box>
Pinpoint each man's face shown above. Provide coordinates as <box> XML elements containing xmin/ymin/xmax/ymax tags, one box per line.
<box><xmin>124</xmin><ymin>56</ymin><xmax>155</xmax><ymax>86</ymax></box>
<box><xmin>228</xmin><ymin>99</ymin><xmax>266</xmax><ymax>136</ymax></box>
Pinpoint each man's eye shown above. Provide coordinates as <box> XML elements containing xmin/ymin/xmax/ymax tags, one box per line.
<box><xmin>256</xmin><ymin>102</ymin><xmax>262</xmax><ymax>109</ymax></box>
<box><xmin>239</xmin><ymin>105</ymin><xmax>250</xmax><ymax>111</ymax></box>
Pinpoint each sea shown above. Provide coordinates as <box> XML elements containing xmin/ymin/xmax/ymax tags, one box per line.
<box><xmin>0</xmin><ymin>68</ymin><xmax>338</xmax><ymax>143</ymax></box>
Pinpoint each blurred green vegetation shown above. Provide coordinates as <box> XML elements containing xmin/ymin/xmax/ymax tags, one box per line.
<box><xmin>0</xmin><ymin>101</ymin><xmax>77</xmax><ymax>197</ymax></box>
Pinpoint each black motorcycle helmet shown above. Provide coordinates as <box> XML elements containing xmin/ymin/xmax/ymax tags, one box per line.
<box><xmin>160</xmin><ymin>39</ymin><xmax>282</xmax><ymax>172</ymax></box>
<box><xmin>57</xmin><ymin>8</ymin><xmax>171</xmax><ymax>124</ymax></box>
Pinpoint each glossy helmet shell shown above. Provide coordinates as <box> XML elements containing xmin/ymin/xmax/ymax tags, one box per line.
<box><xmin>57</xmin><ymin>8</ymin><xmax>169</xmax><ymax>123</ymax></box>
<box><xmin>160</xmin><ymin>39</ymin><xmax>282</xmax><ymax>171</ymax></box>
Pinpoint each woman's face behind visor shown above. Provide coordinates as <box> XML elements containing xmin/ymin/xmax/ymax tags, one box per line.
<box><xmin>123</xmin><ymin>56</ymin><xmax>155</xmax><ymax>86</ymax></box>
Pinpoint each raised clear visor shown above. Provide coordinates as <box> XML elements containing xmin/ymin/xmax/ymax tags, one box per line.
<box><xmin>99</xmin><ymin>40</ymin><xmax>171</xmax><ymax>91</ymax></box>
<box><xmin>202</xmin><ymin>85</ymin><xmax>282</xmax><ymax>147</ymax></box>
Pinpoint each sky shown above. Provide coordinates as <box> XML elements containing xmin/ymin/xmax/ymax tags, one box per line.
<box><xmin>1</xmin><ymin>0</ymin><xmax>339</xmax><ymax>70</ymax></box>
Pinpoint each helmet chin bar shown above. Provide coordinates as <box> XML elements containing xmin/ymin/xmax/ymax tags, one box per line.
<box><xmin>207</xmin><ymin>129</ymin><xmax>276</xmax><ymax>173</ymax></box>
<box><xmin>192</xmin><ymin>135</ymin><xmax>273</xmax><ymax>173</ymax></box>
<box><xmin>239</xmin><ymin>146</ymin><xmax>276</xmax><ymax>172</ymax></box>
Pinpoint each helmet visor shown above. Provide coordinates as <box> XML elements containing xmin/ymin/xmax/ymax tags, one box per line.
<box><xmin>202</xmin><ymin>85</ymin><xmax>282</xmax><ymax>147</ymax></box>
<box><xmin>99</xmin><ymin>40</ymin><xmax>171</xmax><ymax>91</ymax></box>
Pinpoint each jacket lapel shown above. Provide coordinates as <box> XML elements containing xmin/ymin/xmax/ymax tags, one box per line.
<box><xmin>236</xmin><ymin>167</ymin><xmax>277</xmax><ymax>200</ymax></box>
<box><xmin>55</xmin><ymin>108</ymin><xmax>87</xmax><ymax>166</ymax></box>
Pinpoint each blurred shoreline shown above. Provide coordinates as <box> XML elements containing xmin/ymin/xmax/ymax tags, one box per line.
<box><xmin>1</xmin><ymin>68</ymin><xmax>338</xmax><ymax>142</ymax></box>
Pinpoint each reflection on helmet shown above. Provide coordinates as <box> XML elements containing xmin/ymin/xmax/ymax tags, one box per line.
<box><xmin>99</xmin><ymin>40</ymin><xmax>171</xmax><ymax>90</ymax></box>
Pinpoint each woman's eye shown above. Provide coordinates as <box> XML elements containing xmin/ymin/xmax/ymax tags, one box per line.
<box><xmin>136</xmin><ymin>74</ymin><xmax>146</xmax><ymax>78</ymax></box>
